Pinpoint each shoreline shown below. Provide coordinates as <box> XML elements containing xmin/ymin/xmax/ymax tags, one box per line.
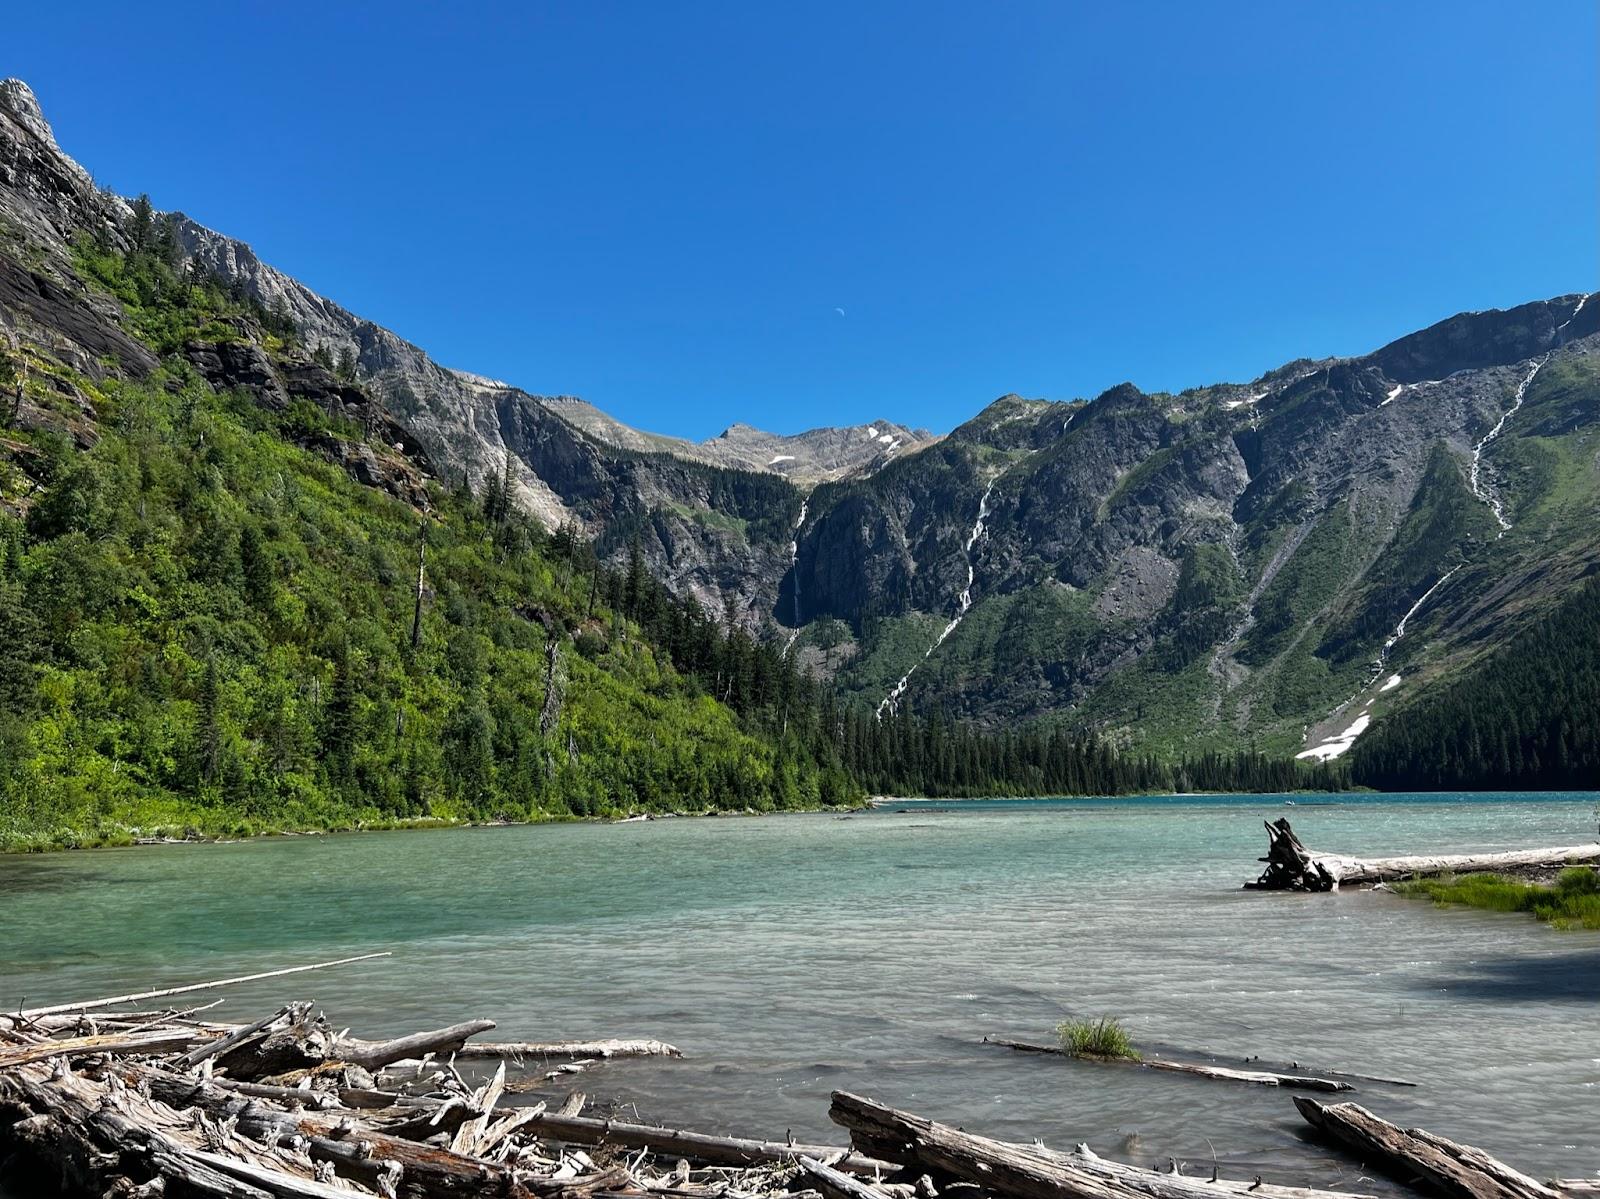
<box><xmin>7</xmin><ymin>788</ymin><xmax>1594</xmax><ymax>857</ymax></box>
<box><xmin>0</xmin><ymin>800</ymin><xmax>870</xmax><ymax>857</ymax></box>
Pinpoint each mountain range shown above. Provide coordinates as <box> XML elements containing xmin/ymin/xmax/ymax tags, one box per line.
<box><xmin>2</xmin><ymin>76</ymin><xmax>1596</xmax><ymax>772</ymax></box>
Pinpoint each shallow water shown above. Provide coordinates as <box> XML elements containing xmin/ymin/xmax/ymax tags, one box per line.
<box><xmin>4</xmin><ymin>793</ymin><xmax>1598</xmax><ymax>1189</ymax></box>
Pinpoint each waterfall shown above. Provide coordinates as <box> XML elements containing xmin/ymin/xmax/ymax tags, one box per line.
<box><xmin>1470</xmin><ymin>357</ymin><xmax>1544</xmax><ymax>536</ymax></box>
<box><xmin>877</xmin><ymin>480</ymin><xmax>996</xmax><ymax>718</ymax></box>
<box><xmin>783</xmin><ymin>497</ymin><xmax>810</xmax><ymax>657</ymax></box>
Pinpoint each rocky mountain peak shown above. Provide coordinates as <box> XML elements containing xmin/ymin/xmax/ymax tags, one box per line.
<box><xmin>0</xmin><ymin>79</ymin><xmax>49</xmax><ymax>138</ymax></box>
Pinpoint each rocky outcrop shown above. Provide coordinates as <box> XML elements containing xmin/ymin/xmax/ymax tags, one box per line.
<box><xmin>0</xmin><ymin>255</ymin><xmax>156</xmax><ymax>378</ymax></box>
<box><xmin>183</xmin><ymin>334</ymin><xmax>286</xmax><ymax>406</ymax></box>
<box><xmin>0</xmin><ymin>81</ymin><xmax>126</xmax><ymax>256</ymax></box>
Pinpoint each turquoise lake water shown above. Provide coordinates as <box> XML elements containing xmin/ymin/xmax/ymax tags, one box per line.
<box><xmin>3</xmin><ymin>792</ymin><xmax>1598</xmax><ymax>1189</ymax></box>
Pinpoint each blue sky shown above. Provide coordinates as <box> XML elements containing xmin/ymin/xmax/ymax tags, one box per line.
<box><xmin>6</xmin><ymin>2</ymin><xmax>1595</xmax><ymax>438</ymax></box>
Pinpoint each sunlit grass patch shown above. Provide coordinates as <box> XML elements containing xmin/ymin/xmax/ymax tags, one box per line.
<box><xmin>1394</xmin><ymin>866</ymin><xmax>1600</xmax><ymax>930</ymax></box>
<box><xmin>1057</xmin><ymin>1016</ymin><xmax>1140</xmax><ymax>1061</ymax></box>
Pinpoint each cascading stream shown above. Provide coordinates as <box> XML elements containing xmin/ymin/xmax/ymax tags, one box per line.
<box><xmin>782</xmin><ymin>497</ymin><xmax>811</xmax><ymax>657</ymax></box>
<box><xmin>1469</xmin><ymin>357</ymin><xmax>1544</xmax><ymax>535</ymax></box>
<box><xmin>877</xmin><ymin>480</ymin><xmax>996</xmax><ymax>718</ymax></box>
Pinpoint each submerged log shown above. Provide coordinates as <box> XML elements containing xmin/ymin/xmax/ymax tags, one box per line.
<box><xmin>983</xmin><ymin>1038</ymin><xmax>1353</xmax><ymax>1092</ymax></box>
<box><xmin>15</xmin><ymin>954</ymin><xmax>392</xmax><ymax>1019</ymax></box>
<box><xmin>1143</xmin><ymin>1058</ymin><xmax>1350</xmax><ymax>1092</ymax></box>
<box><xmin>1060</xmin><ymin>1144</ymin><xmax>1378</xmax><ymax>1199</ymax></box>
<box><xmin>1246</xmin><ymin>819</ymin><xmax>1600</xmax><ymax>892</ymax></box>
<box><xmin>1294</xmin><ymin>1098</ymin><xmax>1559</xmax><ymax>1199</ymax></box>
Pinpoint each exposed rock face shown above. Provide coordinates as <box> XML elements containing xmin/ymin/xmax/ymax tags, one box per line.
<box><xmin>183</xmin><ymin>334</ymin><xmax>286</xmax><ymax>406</ymax></box>
<box><xmin>0</xmin><ymin>80</ymin><xmax>127</xmax><ymax>254</ymax></box>
<box><xmin>0</xmin><ymin>254</ymin><xmax>157</xmax><ymax>378</ymax></box>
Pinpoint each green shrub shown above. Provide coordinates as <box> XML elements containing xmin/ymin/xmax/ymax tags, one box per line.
<box><xmin>1057</xmin><ymin>1016</ymin><xmax>1140</xmax><ymax>1061</ymax></box>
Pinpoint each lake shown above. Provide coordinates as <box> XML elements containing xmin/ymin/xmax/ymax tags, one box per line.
<box><xmin>3</xmin><ymin>792</ymin><xmax>1598</xmax><ymax>1191</ymax></box>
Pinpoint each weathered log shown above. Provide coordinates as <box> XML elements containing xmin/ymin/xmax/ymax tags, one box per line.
<box><xmin>332</xmin><ymin>1018</ymin><xmax>496</xmax><ymax>1070</ymax></box>
<box><xmin>17</xmin><ymin>953</ymin><xmax>392</xmax><ymax>1018</ymax></box>
<box><xmin>1247</xmin><ymin>819</ymin><xmax>1600</xmax><ymax>892</ymax></box>
<box><xmin>450</xmin><ymin>1037</ymin><xmax>681</xmax><ymax>1061</ymax></box>
<box><xmin>173</xmin><ymin>1003</ymin><xmax>305</xmax><ymax>1070</ymax></box>
<box><xmin>0</xmin><ymin>1029</ymin><xmax>203</xmax><ymax>1069</ymax></box>
<box><xmin>217</xmin><ymin>1005</ymin><xmax>337</xmax><ymax>1079</ymax></box>
<box><xmin>213</xmin><ymin>1077</ymin><xmax>345</xmax><ymax>1111</ymax></box>
<box><xmin>157</xmin><ymin>1146</ymin><xmax>355</xmax><ymax>1199</ymax></box>
<box><xmin>0</xmin><ymin>1064</ymin><xmax>276</xmax><ymax>1199</ymax></box>
<box><xmin>449</xmin><ymin>1060</ymin><xmax>506</xmax><ymax>1155</ymax></box>
<box><xmin>514</xmin><ymin>1108</ymin><xmax>897</xmax><ymax>1176</ymax></box>
<box><xmin>1294</xmin><ymin>1098</ymin><xmax>1558</xmax><ymax>1199</ymax></box>
<box><xmin>831</xmin><ymin>1091</ymin><xmax>1378</xmax><ymax>1199</ymax></box>
<box><xmin>983</xmin><ymin>1038</ymin><xmax>1352</xmax><ymax>1092</ymax></box>
<box><xmin>800</xmin><ymin>1152</ymin><xmax>899</xmax><ymax>1199</ymax></box>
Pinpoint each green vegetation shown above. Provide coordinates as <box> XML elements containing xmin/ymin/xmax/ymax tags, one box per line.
<box><xmin>1157</xmin><ymin>542</ymin><xmax>1242</xmax><ymax>669</ymax></box>
<box><xmin>1239</xmin><ymin>502</ymin><xmax>1362</xmax><ymax>666</ymax></box>
<box><xmin>0</xmin><ymin>234</ymin><xmax>863</xmax><ymax>851</ymax></box>
<box><xmin>1394</xmin><ymin>867</ymin><xmax>1600</xmax><ymax>930</ymax></box>
<box><xmin>1317</xmin><ymin>443</ymin><xmax>1492</xmax><ymax>666</ymax></box>
<box><xmin>1057</xmin><ymin>1016</ymin><xmax>1140</xmax><ymax>1061</ymax></box>
<box><xmin>1352</xmin><ymin>577</ymin><xmax>1600</xmax><ymax>790</ymax></box>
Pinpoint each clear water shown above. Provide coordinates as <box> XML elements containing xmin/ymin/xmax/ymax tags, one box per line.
<box><xmin>3</xmin><ymin>793</ymin><xmax>1598</xmax><ymax>1191</ymax></box>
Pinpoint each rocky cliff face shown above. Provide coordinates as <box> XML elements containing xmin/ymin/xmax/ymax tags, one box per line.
<box><xmin>3</xmin><ymin>76</ymin><xmax>1596</xmax><ymax>760</ymax></box>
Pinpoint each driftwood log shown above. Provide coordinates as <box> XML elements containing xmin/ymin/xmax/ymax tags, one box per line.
<box><xmin>829</xmin><ymin>1091</ymin><xmax>1377</xmax><ymax>1199</ymax></box>
<box><xmin>983</xmin><ymin>1037</ymin><xmax>1353</xmax><ymax>1092</ymax></box>
<box><xmin>513</xmin><ymin>1108</ymin><xmax>896</xmax><ymax>1176</ymax></box>
<box><xmin>1246</xmin><ymin>819</ymin><xmax>1600</xmax><ymax>892</ymax></box>
<box><xmin>1295</xmin><ymin>1098</ymin><xmax>1560</xmax><ymax>1199</ymax></box>
<box><xmin>450</xmin><ymin>1037</ymin><xmax>681</xmax><ymax>1061</ymax></box>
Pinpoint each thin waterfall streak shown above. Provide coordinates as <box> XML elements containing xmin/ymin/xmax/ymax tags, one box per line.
<box><xmin>783</xmin><ymin>496</ymin><xmax>810</xmax><ymax>657</ymax></box>
<box><xmin>1470</xmin><ymin>357</ymin><xmax>1544</xmax><ymax>535</ymax></box>
<box><xmin>877</xmin><ymin>480</ymin><xmax>997</xmax><ymax>718</ymax></box>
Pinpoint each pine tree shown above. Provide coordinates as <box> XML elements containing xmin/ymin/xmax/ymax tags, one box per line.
<box><xmin>129</xmin><ymin>194</ymin><xmax>154</xmax><ymax>253</ymax></box>
<box><xmin>239</xmin><ymin>522</ymin><xmax>273</xmax><ymax>609</ymax></box>
<box><xmin>196</xmin><ymin>654</ymin><xmax>222</xmax><ymax>784</ymax></box>
<box><xmin>322</xmin><ymin>644</ymin><xmax>358</xmax><ymax>785</ymax></box>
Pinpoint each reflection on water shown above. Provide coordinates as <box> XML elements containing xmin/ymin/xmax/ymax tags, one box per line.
<box><xmin>2</xmin><ymin>793</ymin><xmax>1597</xmax><ymax>1189</ymax></box>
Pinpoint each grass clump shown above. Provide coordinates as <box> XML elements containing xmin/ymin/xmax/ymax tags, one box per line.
<box><xmin>1057</xmin><ymin>1016</ymin><xmax>1141</xmax><ymax>1061</ymax></box>
<box><xmin>1395</xmin><ymin>867</ymin><xmax>1600</xmax><ymax>930</ymax></box>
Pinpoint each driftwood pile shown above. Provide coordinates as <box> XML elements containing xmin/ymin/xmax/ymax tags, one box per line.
<box><xmin>2</xmin><ymin>958</ymin><xmax>1593</xmax><ymax>1199</ymax></box>
<box><xmin>1244</xmin><ymin>819</ymin><xmax>1600</xmax><ymax>892</ymax></box>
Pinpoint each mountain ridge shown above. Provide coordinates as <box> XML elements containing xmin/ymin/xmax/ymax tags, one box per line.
<box><xmin>1</xmin><ymin>76</ymin><xmax>1595</xmax><ymax>774</ymax></box>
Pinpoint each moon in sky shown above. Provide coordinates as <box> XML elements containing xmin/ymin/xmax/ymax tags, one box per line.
<box><xmin>834</xmin><ymin>307</ymin><xmax>846</xmax><ymax>317</ymax></box>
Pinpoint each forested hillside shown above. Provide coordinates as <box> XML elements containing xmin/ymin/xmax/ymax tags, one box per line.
<box><xmin>1350</xmin><ymin>578</ymin><xmax>1600</xmax><ymax>791</ymax></box>
<box><xmin>0</xmin><ymin>235</ymin><xmax>860</xmax><ymax>848</ymax></box>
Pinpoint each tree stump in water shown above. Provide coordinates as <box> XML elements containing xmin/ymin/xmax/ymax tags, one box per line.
<box><xmin>1247</xmin><ymin>819</ymin><xmax>1338</xmax><ymax>891</ymax></box>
